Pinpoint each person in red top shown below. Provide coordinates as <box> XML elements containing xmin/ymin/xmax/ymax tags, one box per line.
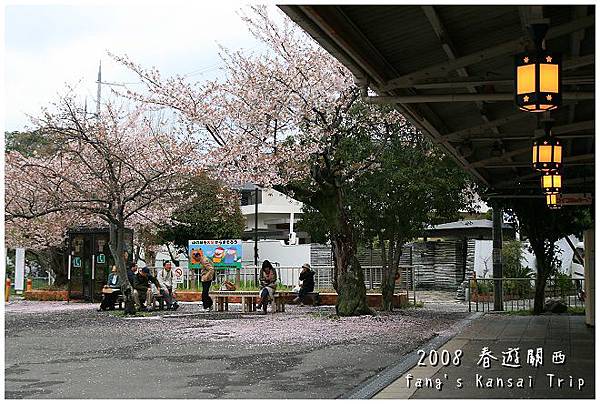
<box><xmin>258</xmin><ymin>260</ymin><xmax>277</xmax><ymax>314</ymax></box>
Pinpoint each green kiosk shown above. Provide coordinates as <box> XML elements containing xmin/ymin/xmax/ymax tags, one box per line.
<box><xmin>66</xmin><ymin>227</ymin><xmax>134</xmax><ymax>302</ymax></box>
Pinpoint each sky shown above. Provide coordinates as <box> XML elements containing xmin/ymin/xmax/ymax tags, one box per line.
<box><xmin>4</xmin><ymin>1</ymin><xmax>277</xmax><ymax>131</ymax></box>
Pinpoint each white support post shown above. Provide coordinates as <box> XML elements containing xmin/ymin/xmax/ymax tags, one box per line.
<box><xmin>68</xmin><ymin>254</ymin><xmax>72</xmax><ymax>280</ymax></box>
<box><xmin>91</xmin><ymin>255</ymin><xmax>95</xmax><ymax>280</ymax></box>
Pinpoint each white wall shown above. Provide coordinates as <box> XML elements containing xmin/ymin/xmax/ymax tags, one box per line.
<box><xmin>473</xmin><ymin>236</ymin><xmax>581</xmax><ymax>278</ymax></box>
<box><xmin>242</xmin><ymin>240</ymin><xmax>310</xmax><ymax>285</ymax></box>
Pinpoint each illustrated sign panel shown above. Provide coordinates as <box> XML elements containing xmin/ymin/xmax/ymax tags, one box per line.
<box><xmin>188</xmin><ymin>240</ymin><xmax>242</xmax><ymax>270</ymax></box>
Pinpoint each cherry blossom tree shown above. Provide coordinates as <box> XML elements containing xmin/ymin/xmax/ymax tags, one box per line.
<box><xmin>5</xmin><ymin>210</ymin><xmax>103</xmax><ymax>285</ymax></box>
<box><xmin>113</xmin><ymin>6</ymin><xmax>411</xmax><ymax>315</ymax></box>
<box><xmin>5</xmin><ymin>91</ymin><xmax>194</xmax><ymax>313</ymax></box>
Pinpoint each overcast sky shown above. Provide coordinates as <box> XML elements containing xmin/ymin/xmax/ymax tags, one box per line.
<box><xmin>4</xmin><ymin>2</ymin><xmax>277</xmax><ymax>131</ymax></box>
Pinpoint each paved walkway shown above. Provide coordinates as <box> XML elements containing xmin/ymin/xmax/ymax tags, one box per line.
<box><xmin>375</xmin><ymin>314</ymin><xmax>594</xmax><ymax>399</ymax></box>
<box><xmin>4</xmin><ymin>301</ymin><xmax>468</xmax><ymax>399</ymax></box>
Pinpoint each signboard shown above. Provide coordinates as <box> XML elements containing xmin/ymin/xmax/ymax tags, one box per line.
<box><xmin>14</xmin><ymin>248</ymin><xmax>25</xmax><ymax>292</ymax></box>
<box><xmin>96</xmin><ymin>254</ymin><xmax>106</xmax><ymax>264</ymax></box>
<box><xmin>73</xmin><ymin>257</ymin><xmax>82</xmax><ymax>268</ymax></box>
<box><xmin>174</xmin><ymin>267</ymin><xmax>184</xmax><ymax>284</ymax></box>
<box><xmin>188</xmin><ymin>240</ymin><xmax>243</xmax><ymax>270</ymax></box>
<box><xmin>559</xmin><ymin>193</ymin><xmax>593</xmax><ymax>206</ymax></box>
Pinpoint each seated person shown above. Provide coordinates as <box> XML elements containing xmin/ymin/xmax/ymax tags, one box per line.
<box><xmin>99</xmin><ymin>266</ymin><xmax>121</xmax><ymax>311</ymax></box>
<box><xmin>133</xmin><ymin>266</ymin><xmax>161</xmax><ymax>311</ymax></box>
<box><xmin>293</xmin><ymin>263</ymin><xmax>315</xmax><ymax>306</ymax></box>
<box><xmin>157</xmin><ymin>261</ymin><xmax>178</xmax><ymax>310</ymax></box>
<box><xmin>258</xmin><ymin>260</ymin><xmax>277</xmax><ymax>314</ymax></box>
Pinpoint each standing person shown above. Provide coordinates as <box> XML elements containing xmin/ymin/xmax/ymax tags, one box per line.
<box><xmin>197</xmin><ymin>249</ymin><xmax>215</xmax><ymax>311</ymax></box>
<box><xmin>133</xmin><ymin>267</ymin><xmax>161</xmax><ymax>311</ymax></box>
<box><xmin>157</xmin><ymin>261</ymin><xmax>178</xmax><ymax>310</ymax></box>
<box><xmin>294</xmin><ymin>263</ymin><xmax>315</xmax><ymax>306</ymax></box>
<box><xmin>259</xmin><ymin>260</ymin><xmax>278</xmax><ymax>314</ymax></box>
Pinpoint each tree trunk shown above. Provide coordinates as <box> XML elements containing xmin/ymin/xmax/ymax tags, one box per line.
<box><xmin>533</xmin><ymin>274</ymin><xmax>548</xmax><ymax>314</ymax></box>
<box><xmin>381</xmin><ymin>237</ymin><xmax>403</xmax><ymax>311</ymax></box>
<box><xmin>336</xmin><ymin>255</ymin><xmax>372</xmax><ymax>316</ymax></box>
<box><xmin>531</xmin><ymin>239</ymin><xmax>551</xmax><ymax>315</ymax></box>
<box><xmin>329</xmin><ymin>191</ymin><xmax>372</xmax><ymax>316</ymax></box>
<box><xmin>109</xmin><ymin>216</ymin><xmax>135</xmax><ymax>314</ymax></box>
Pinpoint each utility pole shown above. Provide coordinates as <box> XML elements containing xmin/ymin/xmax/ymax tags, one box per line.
<box><xmin>96</xmin><ymin>60</ymin><xmax>102</xmax><ymax>117</ymax></box>
<box><xmin>95</xmin><ymin>59</ymin><xmax>125</xmax><ymax>118</ymax></box>
<box><xmin>254</xmin><ymin>187</ymin><xmax>259</xmax><ymax>284</ymax></box>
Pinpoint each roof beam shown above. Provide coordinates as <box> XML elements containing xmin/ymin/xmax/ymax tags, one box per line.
<box><xmin>408</xmin><ymin>74</ymin><xmax>593</xmax><ymax>90</ymax></box>
<box><xmin>474</xmin><ymin>150</ymin><xmax>595</xmax><ymax>169</ymax></box>
<box><xmin>535</xmin><ymin>119</ymin><xmax>594</xmax><ymax>136</ymax></box>
<box><xmin>445</xmin><ymin>112</ymin><xmax>534</xmax><ymax>141</ymax></box>
<box><xmin>469</xmin><ymin>147</ymin><xmax>531</xmax><ymax>168</ymax></box>
<box><xmin>465</xmin><ymin>133</ymin><xmax>594</xmax><ymax>142</ymax></box>
<box><xmin>421</xmin><ymin>5</ymin><xmax>506</xmax><ymax>156</ymax></box>
<box><xmin>484</xmin><ymin>161</ymin><xmax>593</xmax><ymax>168</ymax></box>
<box><xmin>363</xmin><ymin>91</ymin><xmax>593</xmax><ymax>104</ymax></box>
<box><xmin>564</xmin><ymin>54</ymin><xmax>594</xmax><ymax>71</ymax></box>
<box><xmin>381</xmin><ymin>14</ymin><xmax>595</xmax><ymax>91</ymax></box>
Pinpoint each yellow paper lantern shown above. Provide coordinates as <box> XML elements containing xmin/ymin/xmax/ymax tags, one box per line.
<box><xmin>532</xmin><ymin>124</ymin><xmax>562</xmax><ymax>172</ymax></box>
<box><xmin>546</xmin><ymin>193</ymin><xmax>560</xmax><ymax>209</ymax></box>
<box><xmin>515</xmin><ymin>24</ymin><xmax>562</xmax><ymax>112</ymax></box>
<box><xmin>541</xmin><ymin>172</ymin><xmax>562</xmax><ymax>194</ymax></box>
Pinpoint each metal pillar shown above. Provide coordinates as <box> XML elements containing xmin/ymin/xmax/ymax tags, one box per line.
<box><xmin>584</xmin><ymin>227</ymin><xmax>595</xmax><ymax>327</ymax></box>
<box><xmin>492</xmin><ymin>208</ymin><xmax>504</xmax><ymax>311</ymax></box>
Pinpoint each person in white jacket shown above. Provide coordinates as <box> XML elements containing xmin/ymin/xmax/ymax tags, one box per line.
<box><xmin>157</xmin><ymin>261</ymin><xmax>178</xmax><ymax>310</ymax></box>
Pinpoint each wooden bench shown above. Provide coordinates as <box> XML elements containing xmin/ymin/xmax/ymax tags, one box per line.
<box><xmin>210</xmin><ymin>290</ymin><xmax>285</xmax><ymax>313</ymax></box>
<box><xmin>301</xmin><ymin>291</ymin><xmax>320</xmax><ymax>306</ymax></box>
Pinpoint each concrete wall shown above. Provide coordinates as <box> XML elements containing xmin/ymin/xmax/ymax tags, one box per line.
<box><xmin>240</xmin><ymin>188</ymin><xmax>304</xmax><ymax>231</ymax></box>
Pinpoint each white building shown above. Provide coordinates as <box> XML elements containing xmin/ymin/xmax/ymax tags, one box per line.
<box><xmin>240</xmin><ymin>186</ymin><xmax>307</xmax><ymax>244</ymax></box>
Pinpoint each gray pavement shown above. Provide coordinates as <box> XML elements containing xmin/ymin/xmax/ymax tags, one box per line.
<box><xmin>4</xmin><ymin>300</ymin><xmax>468</xmax><ymax>399</ymax></box>
<box><xmin>375</xmin><ymin>313</ymin><xmax>595</xmax><ymax>399</ymax></box>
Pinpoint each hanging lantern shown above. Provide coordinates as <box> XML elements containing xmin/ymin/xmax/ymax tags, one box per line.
<box><xmin>532</xmin><ymin>122</ymin><xmax>562</xmax><ymax>172</ymax></box>
<box><xmin>515</xmin><ymin>23</ymin><xmax>562</xmax><ymax>112</ymax></box>
<box><xmin>546</xmin><ymin>193</ymin><xmax>561</xmax><ymax>209</ymax></box>
<box><xmin>541</xmin><ymin>172</ymin><xmax>562</xmax><ymax>194</ymax></box>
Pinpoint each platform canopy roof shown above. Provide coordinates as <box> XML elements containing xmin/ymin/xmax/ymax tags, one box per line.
<box><xmin>425</xmin><ymin>219</ymin><xmax>515</xmax><ymax>240</ymax></box>
<box><xmin>279</xmin><ymin>5</ymin><xmax>595</xmax><ymax>199</ymax></box>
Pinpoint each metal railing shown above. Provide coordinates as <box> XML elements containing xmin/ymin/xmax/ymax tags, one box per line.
<box><xmin>159</xmin><ymin>264</ymin><xmax>414</xmax><ymax>293</ymax></box>
<box><xmin>30</xmin><ymin>276</ymin><xmax>54</xmax><ymax>289</ymax></box>
<box><xmin>467</xmin><ymin>276</ymin><xmax>586</xmax><ymax>312</ymax></box>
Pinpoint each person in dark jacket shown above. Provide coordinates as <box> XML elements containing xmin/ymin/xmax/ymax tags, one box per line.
<box><xmin>133</xmin><ymin>266</ymin><xmax>161</xmax><ymax>311</ymax></box>
<box><xmin>294</xmin><ymin>263</ymin><xmax>315</xmax><ymax>306</ymax></box>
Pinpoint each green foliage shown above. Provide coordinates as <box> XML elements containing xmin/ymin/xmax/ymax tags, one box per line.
<box><xmin>490</xmin><ymin>198</ymin><xmax>592</xmax><ymax>313</ymax></box>
<box><xmin>5</xmin><ymin>131</ymin><xmax>58</xmax><ymax>157</ymax></box>
<box><xmin>351</xmin><ymin>129</ymin><xmax>476</xmax><ymax>245</ymax></box>
<box><xmin>158</xmin><ymin>173</ymin><xmax>245</xmax><ymax>255</ymax></box>
<box><xmin>476</xmin><ymin>281</ymin><xmax>493</xmax><ymax>295</ymax></box>
<box><xmin>554</xmin><ymin>272</ymin><xmax>574</xmax><ymax>298</ymax></box>
<box><xmin>502</xmin><ymin>240</ymin><xmax>531</xmax><ymax>278</ymax></box>
<box><xmin>295</xmin><ymin>206</ymin><xmax>330</xmax><ymax>244</ymax></box>
<box><xmin>295</xmin><ymin>123</ymin><xmax>476</xmax><ymax>247</ymax></box>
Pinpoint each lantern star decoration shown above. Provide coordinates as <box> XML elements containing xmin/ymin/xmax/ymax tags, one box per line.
<box><xmin>515</xmin><ymin>23</ymin><xmax>562</xmax><ymax>112</ymax></box>
<box><xmin>546</xmin><ymin>193</ymin><xmax>561</xmax><ymax>209</ymax></box>
<box><xmin>532</xmin><ymin>123</ymin><xmax>562</xmax><ymax>172</ymax></box>
<box><xmin>541</xmin><ymin>172</ymin><xmax>562</xmax><ymax>194</ymax></box>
